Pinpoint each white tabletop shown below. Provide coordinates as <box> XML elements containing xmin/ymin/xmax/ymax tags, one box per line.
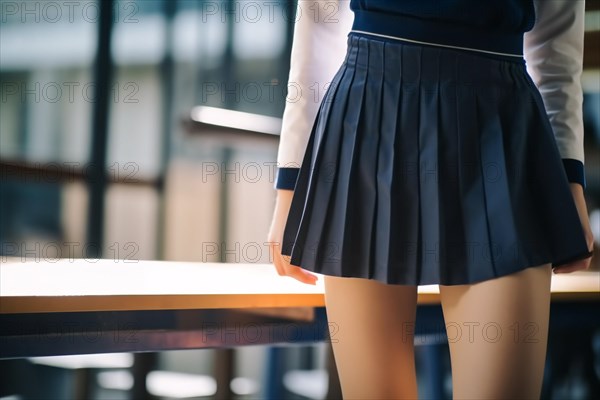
<box><xmin>1</xmin><ymin>257</ymin><xmax>597</xmax><ymax>313</ymax></box>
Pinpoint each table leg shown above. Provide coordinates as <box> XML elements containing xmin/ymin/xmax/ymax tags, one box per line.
<box><xmin>215</xmin><ymin>348</ymin><xmax>235</xmax><ymax>400</ymax></box>
<box><xmin>132</xmin><ymin>352</ymin><xmax>157</xmax><ymax>399</ymax></box>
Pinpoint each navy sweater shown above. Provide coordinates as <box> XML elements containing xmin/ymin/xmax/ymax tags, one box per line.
<box><xmin>349</xmin><ymin>0</ymin><xmax>534</xmax><ymax>56</ymax></box>
<box><xmin>275</xmin><ymin>0</ymin><xmax>586</xmax><ymax>190</ymax></box>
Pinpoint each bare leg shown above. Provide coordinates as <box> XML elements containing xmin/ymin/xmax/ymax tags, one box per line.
<box><xmin>439</xmin><ymin>263</ymin><xmax>552</xmax><ymax>399</ymax></box>
<box><xmin>324</xmin><ymin>275</ymin><xmax>419</xmax><ymax>399</ymax></box>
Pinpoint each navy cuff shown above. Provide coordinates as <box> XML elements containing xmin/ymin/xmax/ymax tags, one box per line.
<box><xmin>275</xmin><ymin>161</ymin><xmax>586</xmax><ymax>190</ymax></box>
<box><xmin>274</xmin><ymin>167</ymin><xmax>300</xmax><ymax>190</ymax></box>
<box><xmin>562</xmin><ymin>159</ymin><xmax>586</xmax><ymax>189</ymax></box>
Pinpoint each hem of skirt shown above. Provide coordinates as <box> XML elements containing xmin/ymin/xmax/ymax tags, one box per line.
<box><xmin>281</xmin><ymin>249</ymin><xmax>594</xmax><ymax>286</ymax></box>
<box><xmin>551</xmin><ymin>249</ymin><xmax>594</xmax><ymax>268</ymax></box>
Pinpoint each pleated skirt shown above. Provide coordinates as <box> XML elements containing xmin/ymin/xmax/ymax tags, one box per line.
<box><xmin>280</xmin><ymin>32</ymin><xmax>591</xmax><ymax>286</ymax></box>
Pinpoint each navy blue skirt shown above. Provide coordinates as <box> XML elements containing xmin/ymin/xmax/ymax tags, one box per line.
<box><xmin>280</xmin><ymin>32</ymin><xmax>591</xmax><ymax>286</ymax></box>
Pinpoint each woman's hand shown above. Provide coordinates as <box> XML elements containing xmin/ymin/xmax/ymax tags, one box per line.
<box><xmin>552</xmin><ymin>183</ymin><xmax>595</xmax><ymax>274</ymax></box>
<box><xmin>267</xmin><ymin>189</ymin><xmax>319</xmax><ymax>285</ymax></box>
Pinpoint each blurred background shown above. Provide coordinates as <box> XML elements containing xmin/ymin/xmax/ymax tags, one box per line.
<box><xmin>0</xmin><ymin>0</ymin><xmax>599</xmax><ymax>399</ymax></box>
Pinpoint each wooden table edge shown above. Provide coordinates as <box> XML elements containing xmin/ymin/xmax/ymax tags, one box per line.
<box><xmin>0</xmin><ymin>293</ymin><xmax>326</xmax><ymax>314</ymax></box>
<box><xmin>2</xmin><ymin>290</ymin><xmax>597</xmax><ymax>314</ymax></box>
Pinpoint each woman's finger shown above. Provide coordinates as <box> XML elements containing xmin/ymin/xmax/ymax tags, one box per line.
<box><xmin>284</xmin><ymin>265</ymin><xmax>319</xmax><ymax>285</ymax></box>
<box><xmin>278</xmin><ymin>253</ymin><xmax>319</xmax><ymax>284</ymax></box>
<box><xmin>552</xmin><ymin>257</ymin><xmax>592</xmax><ymax>274</ymax></box>
<box><xmin>267</xmin><ymin>241</ymin><xmax>286</xmax><ymax>276</ymax></box>
<box><xmin>270</xmin><ymin>243</ymin><xmax>319</xmax><ymax>285</ymax></box>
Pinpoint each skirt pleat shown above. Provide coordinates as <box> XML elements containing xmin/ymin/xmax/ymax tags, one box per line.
<box><xmin>281</xmin><ymin>32</ymin><xmax>591</xmax><ymax>286</ymax></box>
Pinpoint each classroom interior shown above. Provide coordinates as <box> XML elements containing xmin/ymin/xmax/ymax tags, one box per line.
<box><xmin>1</xmin><ymin>1</ymin><xmax>599</xmax><ymax>399</ymax></box>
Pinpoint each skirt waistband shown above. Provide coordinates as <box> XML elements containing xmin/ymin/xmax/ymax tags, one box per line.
<box><xmin>347</xmin><ymin>31</ymin><xmax>527</xmax><ymax>65</ymax></box>
<box><xmin>343</xmin><ymin>33</ymin><xmax>530</xmax><ymax>88</ymax></box>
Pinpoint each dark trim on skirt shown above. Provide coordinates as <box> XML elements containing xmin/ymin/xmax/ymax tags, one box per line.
<box><xmin>281</xmin><ymin>32</ymin><xmax>592</xmax><ymax>286</ymax></box>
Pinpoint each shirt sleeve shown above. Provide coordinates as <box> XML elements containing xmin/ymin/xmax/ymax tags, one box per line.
<box><xmin>274</xmin><ymin>0</ymin><xmax>354</xmax><ymax>190</ymax></box>
<box><xmin>523</xmin><ymin>0</ymin><xmax>587</xmax><ymax>189</ymax></box>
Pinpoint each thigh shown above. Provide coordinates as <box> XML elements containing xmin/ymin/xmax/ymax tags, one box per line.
<box><xmin>439</xmin><ymin>263</ymin><xmax>552</xmax><ymax>400</ymax></box>
<box><xmin>324</xmin><ymin>275</ymin><xmax>419</xmax><ymax>399</ymax></box>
